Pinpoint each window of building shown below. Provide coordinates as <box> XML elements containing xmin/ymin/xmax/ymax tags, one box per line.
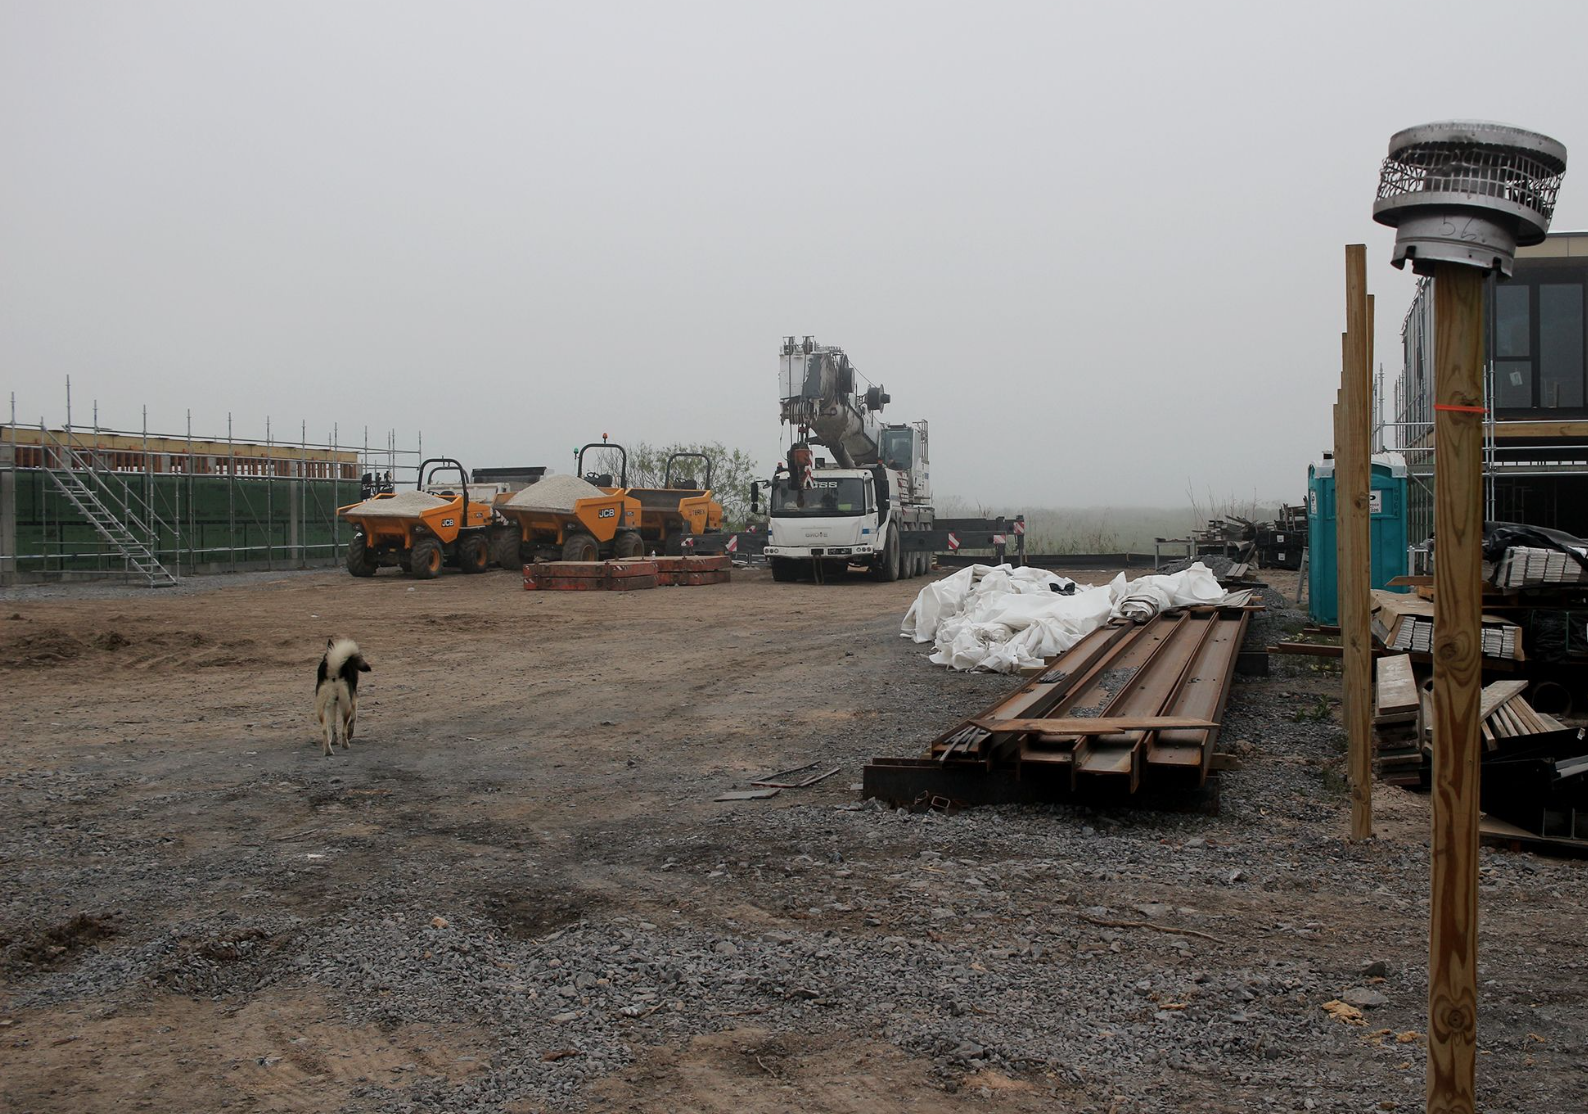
<box><xmin>1496</xmin><ymin>284</ymin><xmax>1530</xmax><ymax>358</ymax></box>
<box><xmin>1540</xmin><ymin>283</ymin><xmax>1585</xmax><ymax>409</ymax></box>
<box><xmin>1495</xmin><ymin>360</ymin><xmax>1533</xmax><ymax>408</ymax></box>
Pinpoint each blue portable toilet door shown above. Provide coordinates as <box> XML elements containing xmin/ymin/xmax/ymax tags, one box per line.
<box><xmin>1367</xmin><ymin>458</ymin><xmax>1409</xmax><ymax>593</ymax></box>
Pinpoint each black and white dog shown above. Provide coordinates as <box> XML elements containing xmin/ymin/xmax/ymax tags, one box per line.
<box><xmin>315</xmin><ymin>637</ymin><xmax>372</xmax><ymax>756</ymax></box>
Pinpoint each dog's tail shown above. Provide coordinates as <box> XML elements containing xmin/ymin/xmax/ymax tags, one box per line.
<box><xmin>323</xmin><ymin>637</ymin><xmax>372</xmax><ymax>678</ymax></box>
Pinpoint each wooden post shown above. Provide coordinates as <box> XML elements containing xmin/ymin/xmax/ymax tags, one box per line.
<box><xmin>1341</xmin><ymin>245</ymin><xmax>1374</xmax><ymax>840</ymax></box>
<box><xmin>1427</xmin><ymin>262</ymin><xmax>1485</xmax><ymax>1114</ymax></box>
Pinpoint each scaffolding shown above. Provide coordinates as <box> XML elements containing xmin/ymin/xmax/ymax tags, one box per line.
<box><xmin>1377</xmin><ymin>271</ymin><xmax>1588</xmax><ymax>569</ymax></box>
<box><xmin>2</xmin><ymin>385</ymin><xmax>422</xmax><ymax>584</ymax></box>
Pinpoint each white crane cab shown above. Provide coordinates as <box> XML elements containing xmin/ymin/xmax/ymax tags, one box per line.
<box><xmin>760</xmin><ymin>423</ymin><xmax>934</xmax><ymax>583</ymax></box>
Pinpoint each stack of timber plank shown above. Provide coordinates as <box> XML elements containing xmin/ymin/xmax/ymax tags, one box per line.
<box><xmin>523</xmin><ymin>559</ymin><xmax>658</xmax><ymax>591</ymax></box>
<box><xmin>1477</xmin><ymin>680</ymin><xmax>1568</xmax><ymax>747</ymax></box>
<box><xmin>1489</xmin><ymin>546</ymin><xmax>1588</xmax><ymax>589</ymax></box>
<box><xmin>1372</xmin><ymin>654</ymin><xmax>1422</xmax><ymax>785</ymax></box>
<box><xmin>1370</xmin><ymin>589</ymin><xmax>1523</xmax><ymax>662</ymax></box>
<box><xmin>652</xmin><ymin>554</ymin><xmax>732</xmax><ymax>586</ymax></box>
<box><xmin>1473</xmin><ymin>681</ymin><xmax>1588</xmax><ymax>846</ymax></box>
<box><xmin>1377</xmin><ymin>672</ymin><xmax>1581</xmax><ymax>790</ymax></box>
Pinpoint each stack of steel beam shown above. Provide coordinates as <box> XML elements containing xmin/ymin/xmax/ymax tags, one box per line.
<box><xmin>864</xmin><ymin>605</ymin><xmax>1252</xmax><ymax>809</ymax></box>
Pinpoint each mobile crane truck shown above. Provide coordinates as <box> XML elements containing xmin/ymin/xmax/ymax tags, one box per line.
<box><xmin>757</xmin><ymin>336</ymin><xmax>935</xmax><ymax>583</ymax></box>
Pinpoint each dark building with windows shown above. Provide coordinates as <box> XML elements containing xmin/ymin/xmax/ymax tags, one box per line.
<box><xmin>1387</xmin><ymin>230</ymin><xmax>1588</xmax><ymax>545</ymax></box>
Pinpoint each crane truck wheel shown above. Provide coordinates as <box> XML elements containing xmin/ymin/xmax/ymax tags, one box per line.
<box><xmin>770</xmin><ymin>557</ymin><xmax>798</xmax><ymax>582</ymax></box>
<box><xmin>346</xmin><ymin>532</ymin><xmax>379</xmax><ymax>577</ymax></box>
<box><xmin>409</xmin><ymin>537</ymin><xmax>443</xmax><ymax>579</ymax></box>
<box><xmin>457</xmin><ymin>533</ymin><xmax>490</xmax><ymax>574</ymax></box>
<box><xmin>562</xmin><ymin>533</ymin><xmax>600</xmax><ymax>562</ymax></box>
<box><xmin>613</xmin><ymin>531</ymin><xmax>644</xmax><ymax>559</ymax></box>
<box><xmin>872</xmin><ymin>526</ymin><xmax>901</xmax><ymax>582</ymax></box>
<box><xmin>491</xmin><ymin>527</ymin><xmax>522</xmax><ymax>569</ymax></box>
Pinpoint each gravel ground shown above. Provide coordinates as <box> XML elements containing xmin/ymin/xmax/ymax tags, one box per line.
<box><xmin>3</xmin><ymin>565</ymin><xmax>1586</xmax><ymax>1113</ymax></box>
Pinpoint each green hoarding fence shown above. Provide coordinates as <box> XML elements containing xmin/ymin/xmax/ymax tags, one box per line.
<box><xmin>9</xmin><ymin>469</ymin><xmax>361</xmax><ymax>574</ymax></box>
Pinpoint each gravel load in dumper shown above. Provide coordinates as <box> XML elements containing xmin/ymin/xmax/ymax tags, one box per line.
<box><xmin>505</xmin><ymin>474</ymin><xmax>608</xmax><ymax>513</ymax></box>
<box><xmin>341</xmin><ymin>491</ymin><xmax>450</xmax><ymax>517</ymax></box>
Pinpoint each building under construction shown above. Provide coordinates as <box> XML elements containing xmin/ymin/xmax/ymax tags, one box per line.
<box><xmin>1</xmin><ymin>414</ymin><xmax>417</xmax><ymax>585</ymax></box>
<box><xmin>1384</xmin><ymin>229</ymin><xmax>1588</xmax><ymax>547</ymax></box>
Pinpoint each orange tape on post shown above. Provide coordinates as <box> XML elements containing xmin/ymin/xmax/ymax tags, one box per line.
<box><xmin>1434</xmin><ymin>404</ymin><xmax>1488</xmax><ymax>414</ymax></box>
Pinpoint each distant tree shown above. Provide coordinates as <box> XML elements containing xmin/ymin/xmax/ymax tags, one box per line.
<box><xmin>624</xmin><ymin>441</ymin><xmax>763</xmax><ymax>529</ymax></box>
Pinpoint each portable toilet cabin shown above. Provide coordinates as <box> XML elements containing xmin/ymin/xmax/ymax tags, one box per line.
<box><xmin>1306</xmin><ymin>451</ymin><xmax>1409</xmax><ymax>625</ymax></box>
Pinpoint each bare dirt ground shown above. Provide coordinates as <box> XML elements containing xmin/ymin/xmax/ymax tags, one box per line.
<box><xmin>2</xmin><ymin>564</ymin><xmax>1586</xmax><ymax>1113</ymax></box>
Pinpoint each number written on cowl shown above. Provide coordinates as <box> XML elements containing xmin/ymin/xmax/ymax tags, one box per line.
<box><xmin>1439</xmin><ymin>218</ymin><xmax>1485</xmax><ymax>243</ymax></box>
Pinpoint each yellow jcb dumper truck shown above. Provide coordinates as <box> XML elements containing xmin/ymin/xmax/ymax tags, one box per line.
<box><xmin>626</xmin><ymin>451</ymin><xmax>725</xmax><ymax>555</ymax></box>
<box><xmin>490</xmin><ymin>442</ymin><xmax>644</xmax><ymax>566</ymax></box>
<box><xmin>340</xmin><ymin>458</ymin><xmax>503</xmax><ymax>578</ymax></box>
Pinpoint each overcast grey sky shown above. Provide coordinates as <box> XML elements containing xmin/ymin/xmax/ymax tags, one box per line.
<box><xmin>4</xmin><ymin>1</ymin><xmax>1587</xmax><ymax>508</ymax></box>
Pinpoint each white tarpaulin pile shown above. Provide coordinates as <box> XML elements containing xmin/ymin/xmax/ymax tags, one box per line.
<box><xmin>901</xmin><ymin>562</ymin><xmax>1231</xmax><ymax>673</ymax></box>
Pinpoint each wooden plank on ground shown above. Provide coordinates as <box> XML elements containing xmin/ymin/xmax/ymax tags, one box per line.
<box><xmin>1479</xmin><ymin>814</ymin><xmax>1588</xmax><ymax>859</ymax></box>
<box><xmin>715</xmin><ymin>788</ymin><xmax>780</xmax><ymax>801</ymax></box>
<box><xmin>1375</xmin><ymin>654</ymin><xmax>1418</xmax><ymax>717</ymax></box>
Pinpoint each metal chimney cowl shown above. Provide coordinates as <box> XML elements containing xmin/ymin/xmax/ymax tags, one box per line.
<box><xmin>1372</xmin><ymin>120</ymin><xmax>1567</xmax><ymax>277</ymax></box>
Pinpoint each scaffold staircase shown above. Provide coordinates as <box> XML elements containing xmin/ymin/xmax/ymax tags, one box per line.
<box><xmin>38</xmin><ymin>427</ymin><xmax>177</xmax><ymax>587</ymax></box>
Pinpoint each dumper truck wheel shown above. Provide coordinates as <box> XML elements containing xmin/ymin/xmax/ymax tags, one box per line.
<box><xmin>457</xmin><ymin>533</ymin><xmax>489</xmax><ymax>574</ymax></box>
<box><xmin>771</xmin><ymin>557</ymin><xmax>798</xmax><ymax>582</ymax></box>
<box><xmin>409</xmin><ymin>537</ymin><xmax>443</xmax><ymax>579</ymax></box>
<box><xmin>613</xmin><ymin>531</ymin><xmax>644</xmax><ymax>559</ymax></box>
<box><xmin>562</xmin><ymin>533</ymin><xmax>599</xmax><ymax>562</ymax></box>
<box><xmin>346</xmin><ymin>532</ymin><xmax>379</xmax><ymax>577</ymax></box>
<box><xmin>491</xmin><ymin>528</ymin><xmax>522</xmax><ymax>569</ymax></box>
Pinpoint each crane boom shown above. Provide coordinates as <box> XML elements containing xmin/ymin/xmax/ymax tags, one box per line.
<box><xmin>777</xmin><ymin>336</ymin><xmax>890</xmax><ymax>468</ymax></box>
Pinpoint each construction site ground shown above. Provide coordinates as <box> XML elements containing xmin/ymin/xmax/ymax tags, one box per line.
<box><xmin>2</xmin><ymin>565</ymin><xmax>1585</xmax><ymax>1114</ymax></box>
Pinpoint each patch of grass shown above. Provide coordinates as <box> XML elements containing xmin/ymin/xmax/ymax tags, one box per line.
<box><xmin>1293</xmin><ymin>694</ymin><xmax>1334</xmax><ymax>723</ymax></box>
